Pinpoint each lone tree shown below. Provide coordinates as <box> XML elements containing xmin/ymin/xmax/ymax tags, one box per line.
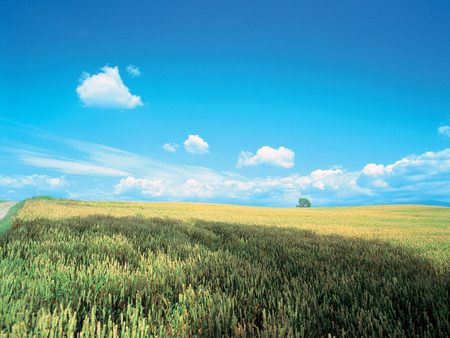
<box><xmin>296</xmin><ymin>198</ymin><xmax>311</xmax><ymax>208</ymax></box>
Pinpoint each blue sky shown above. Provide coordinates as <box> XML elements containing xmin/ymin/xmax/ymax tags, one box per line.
<box><xmin>1</xmin><ymin>0</ymin><xmax>449</xmax><ymax>206</ymax></box>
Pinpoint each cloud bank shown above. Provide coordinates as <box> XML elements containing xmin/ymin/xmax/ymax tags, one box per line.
<box><xmin>76</xmin><ymin>66</ymin><xmax>143</xmax><ymax>109</ymax></box>
<box><xmin>115</xmin><ymin>149</ymin><xmax>450</xmax><ymax>206</ymax></box>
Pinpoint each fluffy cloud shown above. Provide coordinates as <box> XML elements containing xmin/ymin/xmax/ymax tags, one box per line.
<box><xmin>358</xmin><ymin>149</ymin><xmax>450</xmax><ymax>191</ymax></box>
<box><xmin>126</xmin><ymin>65</ymin><xmax>141</xmax><ymax>77</ymax></box>
<box><xmin>184</xmin><ymin>135</ymin><xmax>209</xmax><ymax>154</ymax></box>
<box><xmin>115</xmin><ymin>177</ymin><xmax>162</xmax><ymax>195</ymax></box>
<box><xmin>0</xmin><ymin>175</ymin><xmax>65</xmax><ymax>189</ymax></box>
<box><xmin>76</xmin><ymin>65</ymin><xmax>143</xmax><ymax>109</ymax></box>
<box><xmin>362</xmin><ymin>163</ymin><xmax>385</xmax><ymax>176</ymax></box>
<box><xmin>162</xmin><ymin>143</ymin><xmax>179</xmax><ymax>152</ymax></box>
<box><xmin>439</xmin><ymin>126</ymin><xmax>450</xmax><ymax>137</ymax></box>
<box><xmin>236</xmin><ymin>146</ymin><xmax>295</xmax><ymax>168</ymax></box>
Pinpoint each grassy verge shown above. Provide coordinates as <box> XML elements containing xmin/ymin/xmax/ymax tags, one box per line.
<box><xmin>0</xmin><ymin>200</ymin><xmax>26</xmax><ymax>233</ymax></box>
<box><xmin>0</xmin><ymin>196</ymin><xmax>67</xmax><ymax>233</ymax></box>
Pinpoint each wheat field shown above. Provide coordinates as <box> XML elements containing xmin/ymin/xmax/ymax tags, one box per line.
<box><xmin>0</xmin><ymin>197</ymin><xmax>448</xmax><ymax>336</ymax></box>
<box><xmin>18</xmin><ymin>199</ymin><xmax>449</xmax><ymax>266</ymax></box>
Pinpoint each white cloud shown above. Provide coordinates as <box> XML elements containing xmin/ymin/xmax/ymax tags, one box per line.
<box><xmin>115</xmin><ymin>177</ymin><xmax>161</xmax><ymax>195</ymax></box>
<box><xmin>438</xmin><ymin>125</ymin><xmax>450</xmax><ymax>137</ymax></box>
<box><xmin>384</xmin><ymin>149</ymin><xmax>450</xmax><ymax>176</ymax></box>
<box><xmin>162</xmin><ymin>143</ymin><xmax>179</xmax><ymax>152</ymax></box>
<box><xmin>115</xmin><ymin>148</ymin><xmax>450</xmax><ymax>206</ymax></box>
<box><xmin>0</xmin><ymin>175</ymin><xmax>65</xmax><ymax>189</ymax></box>
<box><xmin>114</xmin><ymin>171</ymin><xmax>362</xmax><ymax>205</ymax></box>
<box><xmin>115</xmin><ymin>177</ymin><xmax>215</xmax><ymax>198</ymax></box>
<box><xmin>76</xmin><ymin>65</ymin><xmax>143</xmax><ymax>109</ymax></box>
<box><xmin>236</xmin><ymin>146</ymin><xmax>295</xmax><ymax>168</ymax></box>
<box><xmin>184</xmin><ymin>135</ymin><xmax>209</xmax><ymax>154</ymax></box>
<box><xmin>362</xmin><ymin>163</ymin><xmax>385</xmax><ymax>176</ymax></box>
<box><xmin>313</xmin><ymin>181</ymin><xmax>325</xmax><ymax>190</ymax></box>
<box><xmin>126</xmin><ymin>65</ymin><xmax>141</xmax><ymax>77</ymax></box>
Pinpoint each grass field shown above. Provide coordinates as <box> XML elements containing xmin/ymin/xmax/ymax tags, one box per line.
<box><xmin>0</xmin><ymin>198</ymin><xmax>448</xmax><ymax>336</ymax></box>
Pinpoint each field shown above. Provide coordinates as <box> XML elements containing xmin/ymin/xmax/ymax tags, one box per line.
<box><xmin>16</xmin><ymin>199</ymin><xmax>449</xmax><ymax>266</ymax></box>
<box><xmin>0</xmin><ymin>198</ymin><xmax>449</xmax><ymax>336</ymax></box>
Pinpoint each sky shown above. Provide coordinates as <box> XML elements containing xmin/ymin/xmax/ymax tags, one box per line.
<box><xmin>1</xmin><ymin>0</ymin><xmax>449</xmax><ymax>207</ymax></box>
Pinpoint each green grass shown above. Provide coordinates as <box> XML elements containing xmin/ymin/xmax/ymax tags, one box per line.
<box><xmin>0</xmin><ymin>200</ymin><xmax>25</xmax><ymax>233</ymax></box>
<box><xmin>0</xmin><ymin>199</ymin><xmax>448</xmax><ymax>336</ymax></box>
<box><xmin>29</xmin><ymin>195</ymin><xmax>67</xmax><ymax>201</ymax></box>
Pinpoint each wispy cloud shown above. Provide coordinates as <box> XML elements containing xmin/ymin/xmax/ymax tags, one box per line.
<box><xmin>2</xmin><ymin>134</ymin><xmax>222</xmax><ymax>183</ymax></box>
<box><xmin>126</xmin><ymin>65</ymin><xmax>141</xmax><ymax>77</ymax></box>
<box><xmin>76</xmin><ymin>65</ymin><xmax>143</xmax><ymax>109</ymax></box>
<box><xmin>439</xmin><ymin>125</ymin><xmax>450</xmax><ymax>137</ymax></box>
<box><xmin>22</xmin><ymin>155</ymin><xmax>131</xmax><ymax>176</ymax></box>
<box><xmin>5</xmin><ymin>148</ymin><xmax>130</xmax><ymax>176</ymax></box>
<box><xmin>162</xmin><ymin>143</ymin><xmax>179</xmax><ymax>152</ymax></box>
<box><xmin>0</xmin><ymin>174</ymin><xmax>65</xmax><ymax>189</ymax></box>
<box><xmin>63</xmin><ymin>139</ymin><xmax>222</xmax><ymax>182</ymax></box>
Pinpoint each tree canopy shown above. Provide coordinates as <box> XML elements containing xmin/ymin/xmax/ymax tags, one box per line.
<box><xmin>296</xmin><ymin>198</ymin><xmax>311</xmax><ymax>208</ymax></box>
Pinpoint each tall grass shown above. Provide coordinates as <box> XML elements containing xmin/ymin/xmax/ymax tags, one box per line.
<box><xmin>0</xmin><ymin>200</ymin><xmax>448</xmax><ymax>336</ymax></box>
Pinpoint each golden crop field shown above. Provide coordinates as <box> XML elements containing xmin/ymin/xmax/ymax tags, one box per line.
<box><xmin>19</xmin><ymin>199</ymin><xmax>450</xmax><ymax>267</ymax></box>
<box><xmin>1</xmin><ymin>197</ymin><xmax>448</xmax><ymax>336</ymax></box>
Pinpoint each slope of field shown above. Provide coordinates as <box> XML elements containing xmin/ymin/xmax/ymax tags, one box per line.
<box><xmin>18</xmin><ymin>200</ymin><xmax>449</xmax><ymax>266</ymax></box>
<box><xmin>0</xmin><ymin>199</ymin><xmax>448</xmax><ymax>336</ymax></box>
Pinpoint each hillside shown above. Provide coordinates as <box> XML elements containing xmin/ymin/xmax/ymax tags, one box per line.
<box><xmin>0</xmin><ymin>198</ymin><xmax>448</xmax><ymax>336</ymax></box>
